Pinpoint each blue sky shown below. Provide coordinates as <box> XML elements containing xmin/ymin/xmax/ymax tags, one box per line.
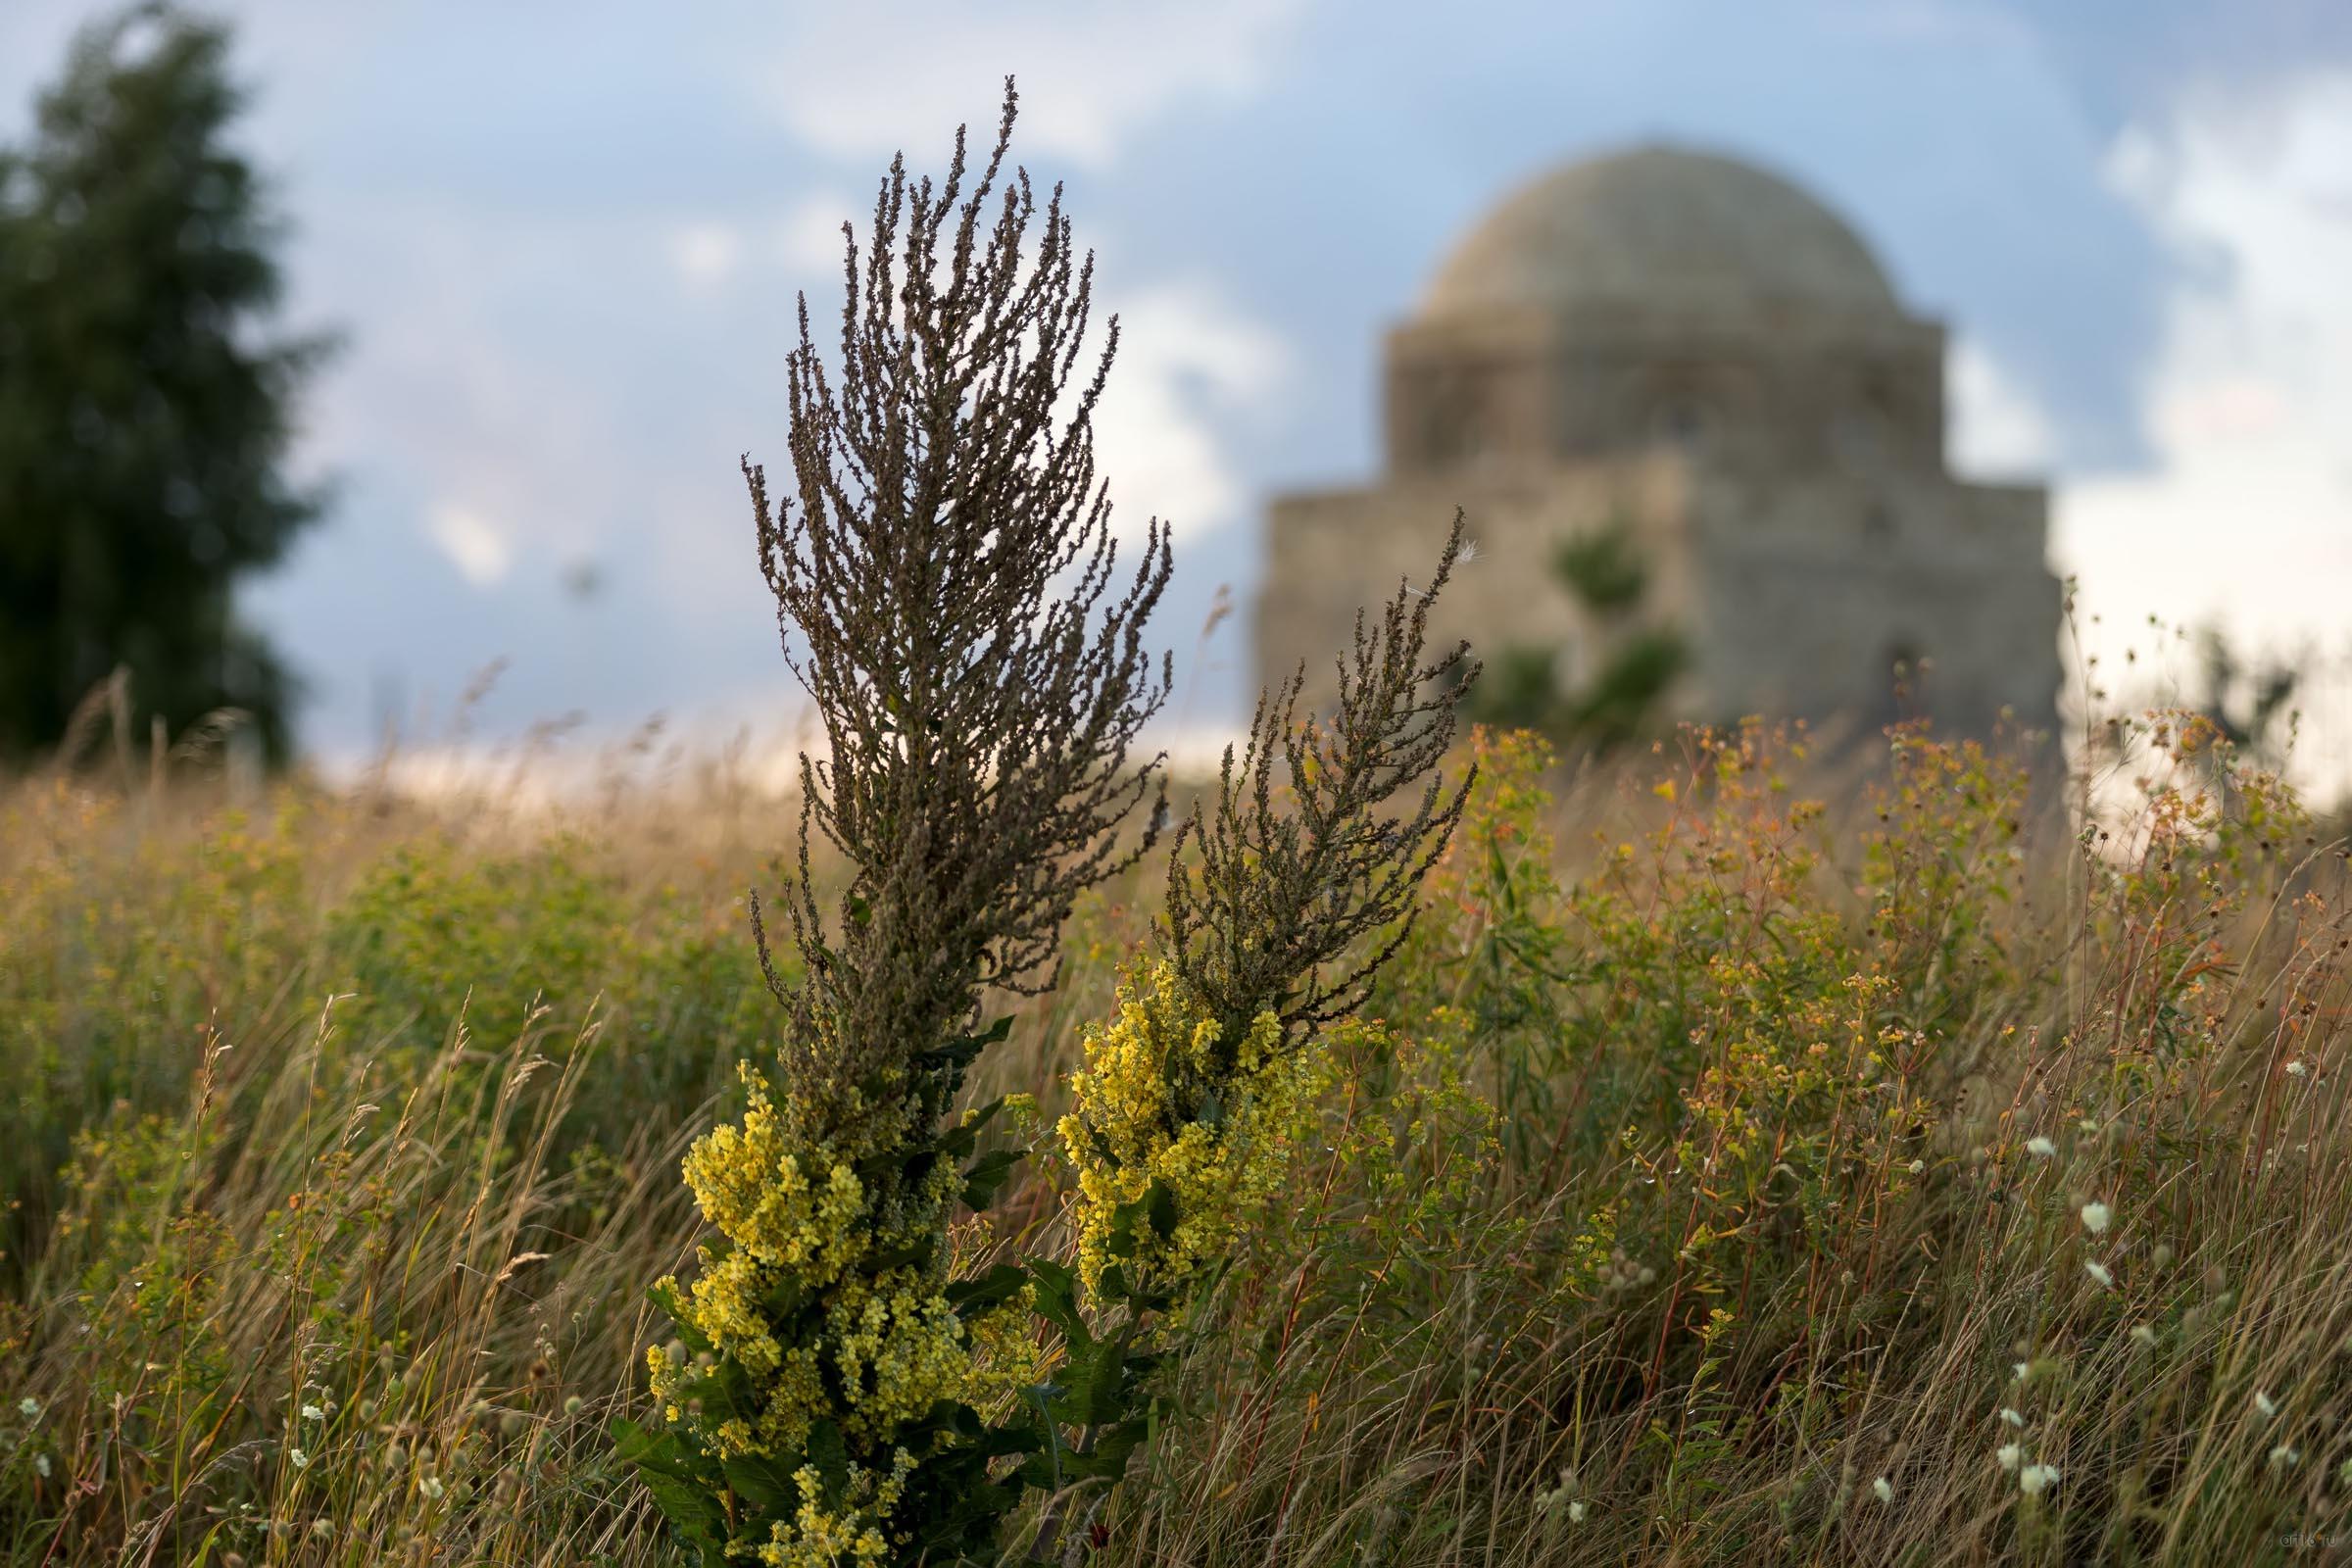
<box><xmin>5</xmin><ymin>0</ymin><xmax>2349</xmax><ymax>770</ymax></box>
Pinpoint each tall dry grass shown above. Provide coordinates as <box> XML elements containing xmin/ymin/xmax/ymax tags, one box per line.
<box><xmin>4</xmin><ymin>708</ymin><xmax>2350</xmax><ymax>1566</ymax></box>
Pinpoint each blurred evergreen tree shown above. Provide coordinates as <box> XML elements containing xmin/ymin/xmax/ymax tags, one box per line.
<box><xmin>0</xmin><ymin>3</ymin><xmax>329</xmax><ymax>764</ymax></box>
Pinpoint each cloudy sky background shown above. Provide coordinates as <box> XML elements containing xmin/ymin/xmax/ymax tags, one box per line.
<box><xmin>5</xmin><ymin>0</ymin><xmax>2350</xmax><ymax>775</ymax></box>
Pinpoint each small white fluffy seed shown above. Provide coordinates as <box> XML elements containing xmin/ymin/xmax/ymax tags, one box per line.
<box><xmin>2080</xmin><ymin>1201</ymin><xmax>2111</xmax><ymax>1235</ymax></box>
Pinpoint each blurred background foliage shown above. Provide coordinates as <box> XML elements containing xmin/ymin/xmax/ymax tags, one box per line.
<box><xmin>0</xmin><ymin>3</ymin><xmax>327</xmax><ymax>766</ymax></box>
<box><xmin>1461</xmin><ymin>518</ymin><xmax>1690</xmax><ymax>756</ymax></box>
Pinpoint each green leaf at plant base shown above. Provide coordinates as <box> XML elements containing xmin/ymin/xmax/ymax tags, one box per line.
<box><xmin>720</xmin><ymin>1448</ymin><xmax>801</xmax><ymax>1513</ymax></box>
<box><xmin>938</xmin><ymin>1095</ymin><xmax>1007</xmax><ymax>1159</ymax></box>
<box><xmin>805</xmin><ymin>1417</ymin><xmax>850</xmax><ymax>1496</ymax></box>
<box><xmin>946</xmin><ymin>1261</ymin><xmax>1030</xmax><ymax>1316</ymax></box>
<box><xmin>1024</xmin><ymin>1256</ymin><xmax>1088</xmax><ymax>1346</ymax></box>
<box><xmin>610</xmin><ymin>1417</ymin><xmax>729</xmax><ymax>1557</ymax></box>
<box><xmin>914</xmin><ymin>1015</ymin><xmax>1012</xmax><ymax>1076</ymax></box>
<box><xmin>960</xmin><ymin>1147</ymin><xmax>1023</xmax><ymax>1211</ymax></box>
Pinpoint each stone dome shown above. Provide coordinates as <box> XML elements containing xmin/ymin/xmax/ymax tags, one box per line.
<box><xmin>1423</xmin><ymin>145</ymin><xmax>1901</xmax><ymax>322</ymax></box>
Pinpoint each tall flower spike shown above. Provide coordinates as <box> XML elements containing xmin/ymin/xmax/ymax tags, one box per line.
<box><xmin>631</xmin><ymin>80</ymin><xmax>1177</xmax><ymax>1568</ymax></box>
<box><xmin>749</xmin><ymin>73</ymin><xmax>1173</xmax><ymax>1140</ymax></box>
<box><xmin>1061</xmin><ymin>514</ymin><xmax>1479</xmax><ymax>1310</ymax></box>
<box><xmin>1164</xmin><ymin>510</ymin><xmax>1480</xmax><ymax>1060</ymax></box>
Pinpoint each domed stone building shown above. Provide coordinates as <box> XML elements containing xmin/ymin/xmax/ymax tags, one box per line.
<box><xmin>1256</xmin><ymin>145</ymin><xmax>2062</xmax><ymax>743</ymax></box>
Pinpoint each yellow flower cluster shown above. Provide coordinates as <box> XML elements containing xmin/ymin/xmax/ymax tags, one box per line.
<box><xmin>680</xmin><ymin>1076</ymin><xmax>869</xmax><ymax>1286</ymax></box>
<box><xmin>648</xmin><ymin>1066</ymin><xmax>992</xmax><ymax>1468</ymax></box>
<box><xmin>825</xmin><ymin>1270</ymin><xmax>981</xmax><ymax>1442</ymax></box>
<box><xmin>962</xmin><ymin>1281</ymin><xmax>1045</xmax><ymax>1399</ymax></box>
<box><xmin>1059</xmin><ymin>962</ymin><xmax>1321</xmax><ymax>1301</ymax></box>
<box><xmin>754</xmin><ymin>1449</ymin><xmax>917</xmax><ymax>1568</ymax></box>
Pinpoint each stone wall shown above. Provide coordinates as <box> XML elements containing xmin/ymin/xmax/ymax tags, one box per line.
<box><xmin>1684</xmin><ymin>471</ymin><xmax>2061</xmax><ymax>741</ymax></box>
<box><xmin>1255</xmin><ymin>456</ymin><xmax>1694</xmax><ymax>718</ymax></box>
<box><xmin>1256</xmin><ymin>453</ymin><xmax>2060</xmax><ymax>746</ymax></box>
<box><xmin>1384</xmin><ymin>306</ymin><xmax>1947</xmax><ymax>479</ymax></box>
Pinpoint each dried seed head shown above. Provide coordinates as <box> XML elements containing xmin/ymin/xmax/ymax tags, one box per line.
<box><xmin>1163</xmin><ymin>511</ymin><xmax>1479</xmax><ymax>1061</ymax></box>
<box><xmin>746</xmin><ymin>78</ymin><xmax>1174</xmax><ymax>1145</ymax></box>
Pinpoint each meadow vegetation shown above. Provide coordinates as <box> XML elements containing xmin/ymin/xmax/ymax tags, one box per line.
<box><xmin>4</xmin><ymin>702</ymin><xmax>2350</xmax><ymax>1565</ymax></box>
<box><xmin>11</xmin><ymin>81</ymin><xmax>2352</xmax><ymax>1568</ymax></box>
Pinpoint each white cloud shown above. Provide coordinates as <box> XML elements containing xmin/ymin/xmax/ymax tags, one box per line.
<box><xmin>669</xmin><ymin>220</ymin><xmax>745</xmax><ymax>291</ymax></box>
<box><xmin>775</xmin><ymin>194</ymin><xmax>856</xmax><ymax>276</ymax></box>
<box><xmin>1947</xmin><ymin>335</ymin><xmax>2058</xmax><ymax>480</ymax></box>
<box><xmin>428</xmin><ymin>502</ymin><xmax>514</xmax><ymax>586</ymax></box>
<box><xmin>761</xmin><ymin>0</ymin><xmax>1305</xmax><ymax>171</ymax></box>
<box><xmin>1091</xmin><ymin>284</ymin><xmax>1287</xmax><ymax>543</ymax></box>
<box><xmin>2057</xmin><ymin>72</ymin><xmax>2352</xmax><ymax>775</ymax></box>
<box><xmin>301</xmin><ymin>201</ymin><xmax>652</xmax><ymax>592</ymax></box>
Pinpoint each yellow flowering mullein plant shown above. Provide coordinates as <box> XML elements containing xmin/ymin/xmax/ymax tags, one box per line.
<box><xmin>1031</xmin><ymin>516</ymin><xmax>1476</xmax><ymax>1568</ymax></box>
<box><xmin>1061</xmin><ymin>514</ymin><xmax>1477</xmax><ymax>1320</ymax></box>
<box><xmin>1060</xmin><ymin>964</ymin><xmax>1317</xmax><ymax>1303</ymax></box>
<box><xmin>619</xmin><ymin>84</ymin><xmax>1476</xmax><ymax>1565</ymax></box>
<box><xmin>614</xmin><ymin>82</ymin><xmax>1176</xmax><ymax>1567</ymax></box>
<box><xmin>628</xmin><ymin>1056</ymin><xmax>1037</xmax><ymax>1566</ymax></box>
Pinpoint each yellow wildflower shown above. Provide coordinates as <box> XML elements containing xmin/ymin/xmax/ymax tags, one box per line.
<box><xmin>1060</xmin><ymin>962</ymin><xmax>1323</xmax><ymax>1301</ymax></box>
<box><xmin>754</xmin><ymin>1449</ymin><xmax>918</xmax><ymax>1567</ymax></box>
